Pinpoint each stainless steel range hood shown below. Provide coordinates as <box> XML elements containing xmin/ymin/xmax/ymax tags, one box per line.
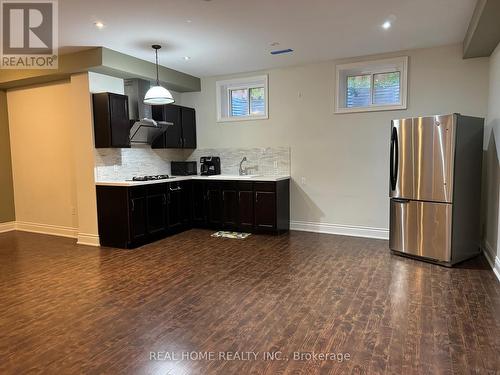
<box><xmin>124</xmin><ymin>79</ymin><xmax>172</xmax><ymax>144</ymax></box>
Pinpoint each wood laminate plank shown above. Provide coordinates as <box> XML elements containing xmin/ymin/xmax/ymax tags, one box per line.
<box><xmin>0</xmin><ymin>230</ymin><xmax>498</xmax><ymax>374</ymax></box>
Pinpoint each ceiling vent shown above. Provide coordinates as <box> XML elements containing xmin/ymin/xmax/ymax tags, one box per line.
<box><xmin>270</xmin><ymin>48</ymin><xmax>294</xmax><ymax>55</ymax></box>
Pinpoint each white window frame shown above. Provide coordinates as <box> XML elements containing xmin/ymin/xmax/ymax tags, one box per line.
<box><xmin>216</xmin><ymin>75</ymin><xmax>269</xmax><ymax>122</ymax></box>
<box><xmin>335</xmin><ymin>56</ymin><xmax>408</xmax><ymax>114</ymax></box>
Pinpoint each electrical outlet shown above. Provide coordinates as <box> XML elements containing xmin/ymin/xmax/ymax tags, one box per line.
<box><xmin>71</xmin><ymin>207</ymin><xmax>77</xmax><ymax>216</ymax></box>
<box><xmin>273</xmin><ymin>160</ymin><xmax>278</xmax><ymax>169</ymax></box>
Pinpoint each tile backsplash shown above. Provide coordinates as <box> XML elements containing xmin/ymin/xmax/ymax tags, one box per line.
<box><xmin>94</xmin><ymin>146</ymin><xmax>189</xmax><ymax>181</ymax></box>
<box><xmin>94</xmin><ymin>146</ymin><xmax>290</xmax><ymax>181</ymax></box>
<box><xmin>187</xmin><ymin>147</ymin><xmax>290</xmax><ymax>176</ymax></box>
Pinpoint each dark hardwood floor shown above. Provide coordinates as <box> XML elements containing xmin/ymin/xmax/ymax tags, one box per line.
<box><xmin>0</xmin><ymin>229</ymin><xmax>498</xmax><ymax>374</ymax></box>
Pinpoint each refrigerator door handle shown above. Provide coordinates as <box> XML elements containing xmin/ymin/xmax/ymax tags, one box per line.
<box><xmin>390</xmin><ymin>127</ymin><xmax>399</xmax><ymax>191</ymax></box>
<box><xmin>392</xmin><ymin>198</ymin><xmax>410</xmax><ymax>203</ymax></box>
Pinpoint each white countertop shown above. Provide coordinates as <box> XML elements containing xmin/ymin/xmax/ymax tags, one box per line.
<box><xmin>95</xmin><ymin>175</ymin><xmax>291</xmax><ymax>187</ymax></box>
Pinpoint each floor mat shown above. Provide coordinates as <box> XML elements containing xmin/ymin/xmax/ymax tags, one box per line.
<box><xmin>211</xmin><ymin>231</ymin><xmax>251</xmax><ymax>239</ymax></box>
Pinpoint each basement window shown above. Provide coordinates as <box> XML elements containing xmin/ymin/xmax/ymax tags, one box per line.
<box><xmin>335</xmin><ymin>56</ymin><xmax>408</xmax><ymax>113</ymax></box>
<box><xmin>216</xmin><ymin>75</ymin><xmax>268</xmax><ymax>122</ymax></box>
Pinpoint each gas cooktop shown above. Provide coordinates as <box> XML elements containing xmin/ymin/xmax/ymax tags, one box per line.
<box><xmin>130</xmin><ymin>175</ymin><xmax>172</xmax><ymax>181</ymax></box>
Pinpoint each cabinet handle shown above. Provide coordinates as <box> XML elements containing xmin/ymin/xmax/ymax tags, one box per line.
<box><xmin>255</xmin><ymin>193</ymin><xmax>258</xmax><ymax>203</ymax></box>
<box><xmin>162</xmin><ymin>194</ymin><xmax>167</xmax><ymax>205</ymax></box>
<box><xmin>169</xmin><ymin>186</ymin><xmax>182</xmax><ymax>191</ymax></box>
<box><xmin>238</xmin><ymin>191</ymin><xmax>241</xmax><ymax>201</ymax></box>
<box><xmin>131</xmin><ymin>200</ymin><xmax>135</xmax><ymax>212</ymax></box>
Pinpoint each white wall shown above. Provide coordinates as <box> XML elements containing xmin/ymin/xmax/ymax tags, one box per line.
<box><xmin>88</xmin><ymin>72</ymin><xmax>125</xmax><ymax>95</ymax></box>
<box><xmin>181</xmin><ymin>44</ymin><xmax>489</xmax><ymax>234</ymax></box>
<box><xmin>483</xmin><ymin>42</ymin><xmax>500</xmax><ymax>277</ymax></box>
<box><xmin>88</xmin><ymin>71</ymin><xmax>183</xmax><ymax>102</ymax></box>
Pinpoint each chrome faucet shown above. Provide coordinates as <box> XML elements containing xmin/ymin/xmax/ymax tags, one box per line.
<box><xmin>239</xmin><ymin>157</ymin><xmax>248</xmax><ymax>175</ymax></box>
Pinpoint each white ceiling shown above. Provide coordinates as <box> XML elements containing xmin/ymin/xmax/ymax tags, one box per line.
<box><xmin>59</xmin><ymin>0</ymin><xmax>477</xmax><ymax>77</ymax></box>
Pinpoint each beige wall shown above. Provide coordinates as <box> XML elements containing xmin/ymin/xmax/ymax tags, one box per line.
<box><xmin>8</xmin><ymin>80</ymin><xmax>78</xmax><ymax>233</ymax></box>
<box><xmin>70</xmin><ymin>73</ymin><xmax>99</xmax><ymax>245</ymax></box>
<box><xmin>7</xmin><ymin>75</ymin><xmax>99</xmax><ymax>244</ymax></box>
<box><xmin>0</xmin><ymin>91</ymin><xmax>15</xmax><ymax>223</ymax></box>
<box><xmin>181</xmin><ymin>44</ymin><xmax>489</xmax><ymax>232</ymax></box>
<box><xmin>483</xmin><ymin>42</ymin><xmax>500</xmax><ymax>265</ymax></box>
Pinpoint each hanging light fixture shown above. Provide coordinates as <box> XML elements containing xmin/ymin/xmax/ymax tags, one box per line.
<box><xmin>144</xmin><ymin>44</ymin><xmax>175</xmax><ymax>105</ymax></box>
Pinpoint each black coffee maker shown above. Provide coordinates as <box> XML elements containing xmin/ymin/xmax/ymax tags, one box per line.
<box><xmin>200</xmin><ymin>157</ymin><xmax>221</xmax><ymax>176</ymax></box>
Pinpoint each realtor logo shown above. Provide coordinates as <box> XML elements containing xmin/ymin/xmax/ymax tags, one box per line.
<box><xmin>1</xmin><ymin>0</ymin><xmax>58</xmax><ymax>69</ymax></box>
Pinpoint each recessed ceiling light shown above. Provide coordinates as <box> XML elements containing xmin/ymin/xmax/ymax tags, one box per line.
<box><xmin>186</xmin><ymin>19</ymin><xmax>192</xmax><ymax>23</ymax></box>
<box><xmin>382</xmin><ymin>21</ymin><xmax>391</xmax><ymax>29</ymax></box>
<box><xmin>94</xmin><ymin>21</ymin><xmax>105</xmax><ymax>29</ymax></box>
<box><xmin>183</xmin><ymin>56</ymin><xmax>191</xmax><ymax>61</ymax></box>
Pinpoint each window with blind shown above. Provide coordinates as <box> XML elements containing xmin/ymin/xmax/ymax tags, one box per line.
<box><xmin>216</xmin><ymin>75</ymin><xmax>268</xmax><ymax>122</ymax></box>
<box><xmin>336</xmin><ymin>57</ymin><xmax>408</xmax><ymax>113</ymax></box>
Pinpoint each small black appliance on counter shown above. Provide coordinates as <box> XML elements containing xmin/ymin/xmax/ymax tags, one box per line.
<box><xmin>171</xmin><ymin>161</ymin><xmax>197</xmax><ymax>176</ymax></box>
<box><xmin>200</xmin><ymin>156</ymin><xmax>221</xmax><ymax>176</ymax></box>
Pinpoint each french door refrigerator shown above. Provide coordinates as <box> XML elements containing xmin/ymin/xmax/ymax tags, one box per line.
<box><xmin>389</xmin><ymin>114</ymin><xmax>484</xmax><ymax>266</ymax></box>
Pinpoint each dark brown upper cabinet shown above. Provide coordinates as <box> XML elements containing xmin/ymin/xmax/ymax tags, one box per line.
<box><xmin>93</xmin><ymin>92</ymin><xmax>131</xmax><ymax>148</ymax></box>
<box><xmin>151</xmin><ymin>104</ymin><xmax>197</xmax><ymax>149</ymax></box>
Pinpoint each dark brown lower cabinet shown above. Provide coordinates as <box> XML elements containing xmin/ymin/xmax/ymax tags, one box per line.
<box><xmin>129</xmin><ymin>188</ymin><xmax>148</xmax><ymax>243</ymax></box>
<box><xmin>254</xmin><ymin>191</ymin><xmax>276</xmax><ymax>230</ymax></box>
<box><xmin>206</xmin><ymin>183</ymin><xmax>223</xmax><ymax>228</ymax></box>
<box><xmin>167</xmin><ymin>182</ymin><xmax>184</xmax><ymax>232</ymax></box>
<box><xmin>222</xmin><ymin>183</ymin><xmax>239</xmax><ymax>230</ymax></box>
<box><xmin>180</xmin><ymin>181</ymin><xmax>192</xmax><ymax>225</ymax></box>
<box><xmin>146</xmin><ymin>185</ymin><xmax>167</xmax><ymax>236</ymax></box>
<box><xmin>238</xmin><ymin>183</ymin><xmax>254</xmax><ymax>232</ymax></box>
<box><xmin>96</xmin><ymin>178</ymin><xmax>289</xmax><ymax>249</ymax></box>
<box><xmin>191</xmin><ymin>181</ymin><xmax>206</xmax><ymax>226</ymax></box>
<box><xmin>97</xmin><ymin>181</ymin><xmax>189</xmax><ymax>248</ymax></box>
<box><xmin>192</xmin><ymin>180</ymin><xmax>289</xmax><ymax>234</ymax></box>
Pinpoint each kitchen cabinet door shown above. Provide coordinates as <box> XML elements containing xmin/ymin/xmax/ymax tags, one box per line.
<box><xmin>93</xmin><ymin>92</ymin><xmax>131</xmax><ymax>148</ymax></box>
<box><xmin>254</xmin><ymin>191</ymin><xmax>276</xmax><ymax>230</ymax></box>
<box><xmin>146</xmin><ymin>189</ymin><xmax>167</xmax><ymax>236</ymax></box>
<box><xmin>191</xmin><ymin>181</ymin><xmax>206</xmax><ymax>227</ymax></box>
<box><xmin>222</xmin><ymin>184</ymin><xmax>238</xmax><ymax>230</ymax></box>
<box><xmin>129</xmin><ymin>194</ymin><xmax>147</xmax><ymax>242</ymax></box>
<box><xmin>152</xmin><ymin>105</ymin><xmax>182</xmax><ymax>148</ymax></box>
<box><xmin>168</xmin><ymin>183</ymin><xmax>184</xmax><ymax>231</ymax></box>
<box><xmin>238</xmin><ymin>188</ymin><xmax>254</xmax><ymax>232</ymax></box>
<box><xmin>109</xmin><ymin>94</ymin><xmax>131</xmax><ymax>147</ymax></box>
<box><xmin>180</xmin><ymin>181</ymin><xmax>192</xmax><ymax>225</ymax></box>
<box><xmin>181</xmin><ymin>107</ymin><xmax>197</xmax><ymax>149</ymax></box>
<box><xmin>206</xmin><ymin>183</ymin><xmax>223</xmax><ymax>228</ymax></box>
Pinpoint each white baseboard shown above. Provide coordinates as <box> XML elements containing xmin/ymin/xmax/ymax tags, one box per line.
<box><xmin>290</xmin><ymin>220</ymin><xmax>389</xmax><ymax>240</ymax></box>
<box><xmin>483</xmin><ymin>241</ymin><xmax>500</xmax><ymax>282</ymax></box>
<box><xmin>15</xmin><ymin>221</ymin><xmax>78</xmax><ymax>239</ymax></box>
<box><xmin>0</xmin><ymin>221</ymin><xmax>16</xmax><ymax>233</ymax></box>
<box><xmin>77</xmin><ymin>233</ymin><xmax>100</xmax><ymax>247</ymax></box>
<box><xmin>6</xmin><ymin>221</ymin><xmax>101</xmax><ymax>247</ymax></box>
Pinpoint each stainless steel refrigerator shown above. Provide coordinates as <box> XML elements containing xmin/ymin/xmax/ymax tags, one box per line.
<box><xmin>389</xmin><ymin>114</ymin><xmax>484</xmax><ymax>266</ymax></box>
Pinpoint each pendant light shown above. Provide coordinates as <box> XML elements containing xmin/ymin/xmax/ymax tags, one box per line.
<box><xmin>144</xmin><ymin>44</ymin><xmax>175</xmax><ymax>105</ymax></box>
